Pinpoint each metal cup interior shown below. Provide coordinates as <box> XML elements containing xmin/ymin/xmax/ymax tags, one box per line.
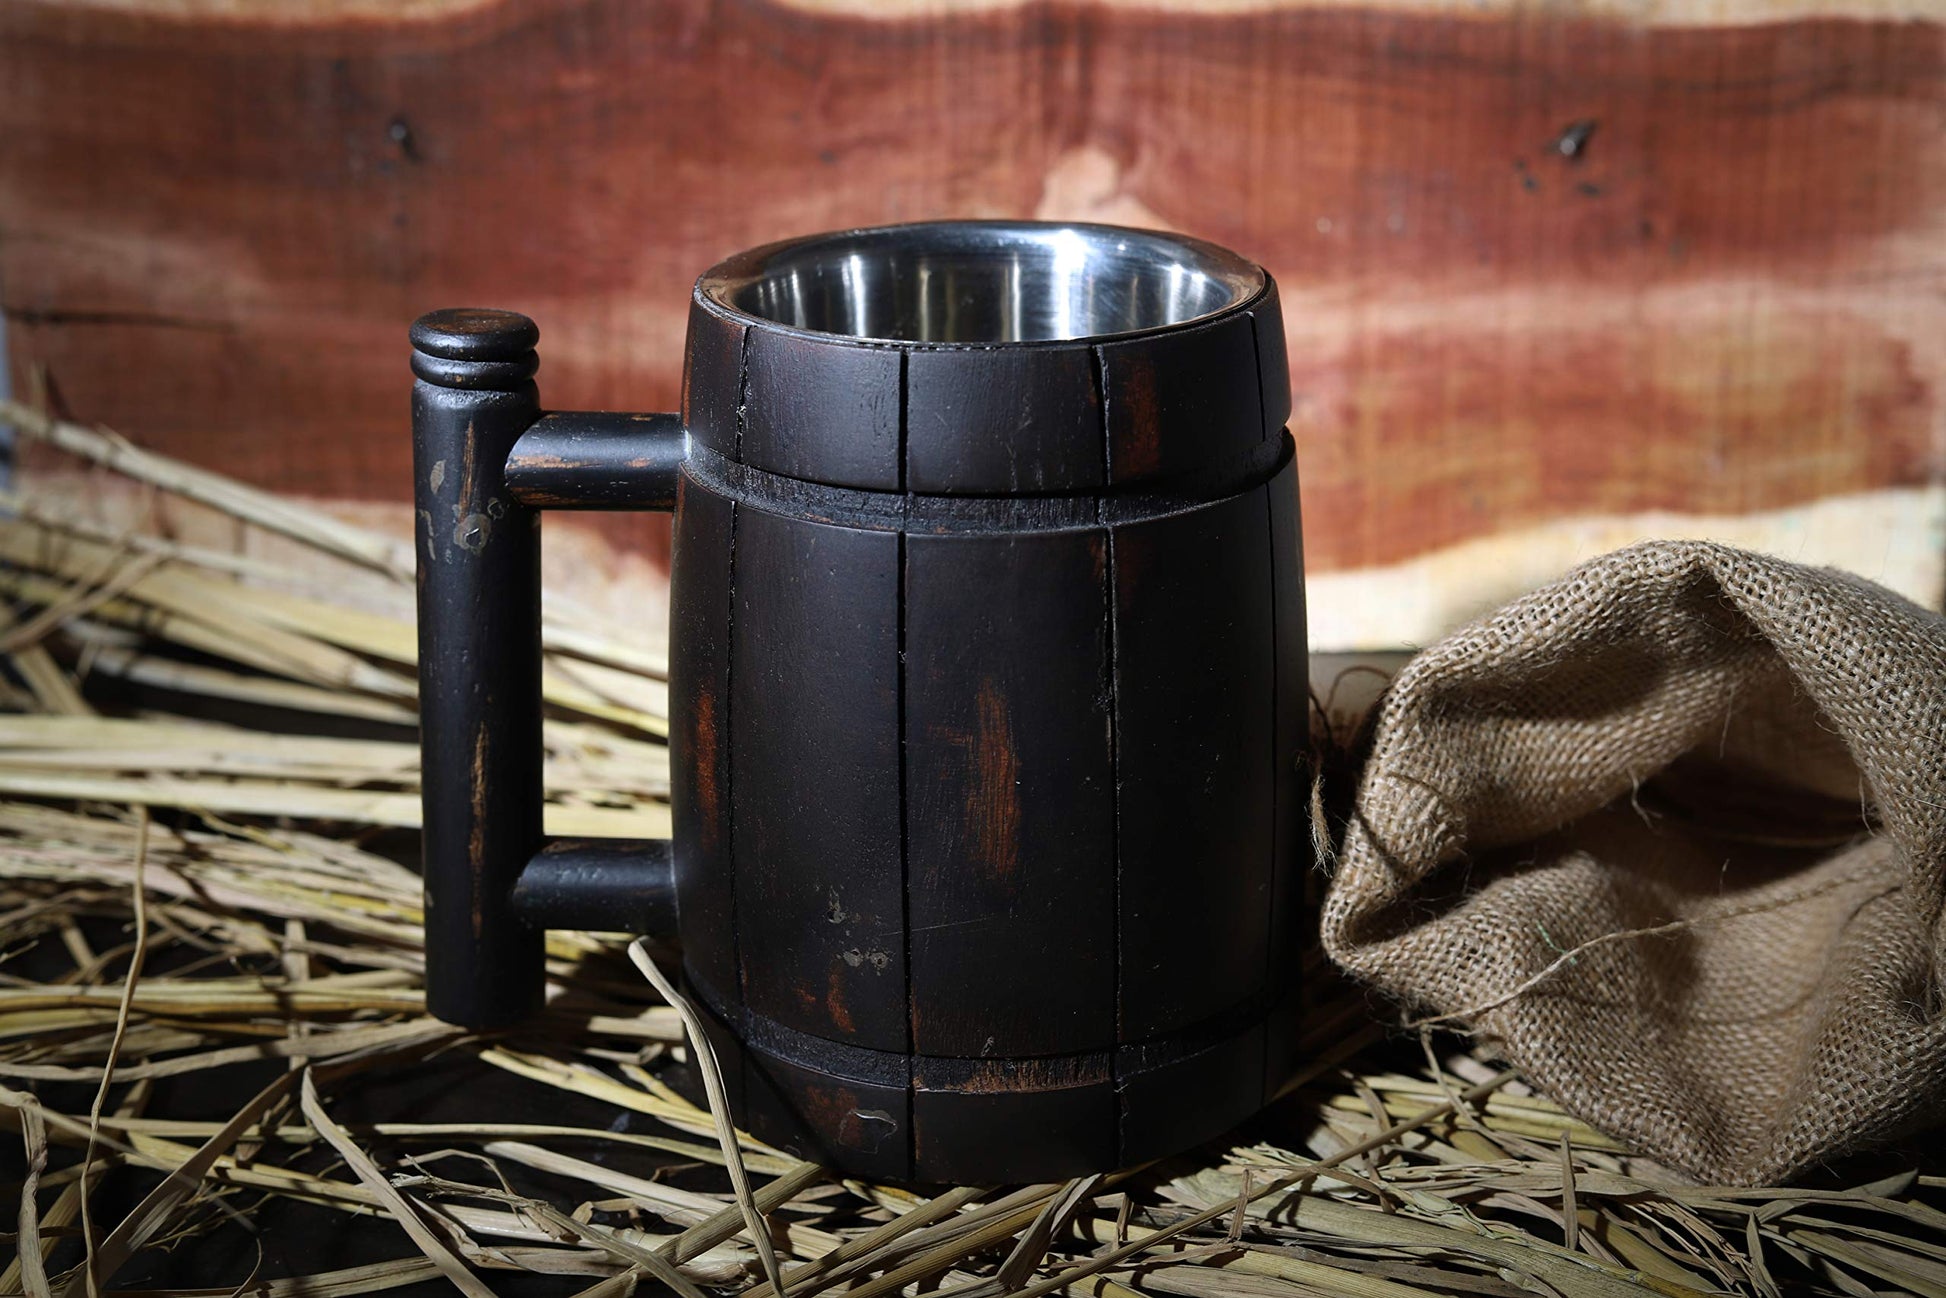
<box><xmin>700</xmin><ymin>222</ymin><xmax>1264</xmax><ymax>345</ymax></box>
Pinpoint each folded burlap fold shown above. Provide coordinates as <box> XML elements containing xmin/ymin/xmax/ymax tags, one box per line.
<box><xmin>1322</xmin><ymin>540</ymin><xmax>1946</xmax><ymax>1184</ymax></box>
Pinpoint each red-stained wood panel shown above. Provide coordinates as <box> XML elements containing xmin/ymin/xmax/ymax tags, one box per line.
<box><xmin>1</xmin><ymin>0</ymin><xmax>1939</xmax><ymax>611</ymax></box>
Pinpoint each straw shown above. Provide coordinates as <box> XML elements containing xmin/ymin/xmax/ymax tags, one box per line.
<box><xmin>2</xmin><ymin>405</ymin><xmax>1941</xmax><ymax>1295</ymax></box>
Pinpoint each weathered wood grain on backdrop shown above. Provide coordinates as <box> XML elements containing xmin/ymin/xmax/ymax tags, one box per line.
<box><xmin>1</xmin><ymin>0</ymin><xmax>1940</xmax><ymax>645</ymax></box>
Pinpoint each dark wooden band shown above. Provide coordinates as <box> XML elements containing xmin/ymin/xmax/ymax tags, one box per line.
<box><xmin>686</xmin><ymin>970</ymin><xmax>1304</xmax><ymax>1184</ymax></box>
<box><xmin>679</xmin><ymin>432</ymin><xmax>1295</xmax><ymax>534</ymax></box>
<box><xmin>682</xmin><ymin>276</ymin><xmax>1290</xmax><ymax>495</ymax></box>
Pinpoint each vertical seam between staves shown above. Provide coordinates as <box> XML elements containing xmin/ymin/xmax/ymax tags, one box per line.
<box><xmin>1094</xmin><ymin>342</ymin><xmax>1125</xmax><ymax>1160</ymax></box>
<box><xmin>727</xmin><ymin>325</ymin><xmax>750</xmax><ymax>1018</ymax></box>
<box><xmin>1248</xmin><ymin>303</ymin><xmax>1279</xmax><ymax>1102</ymax></box>
<box><xmin>896</xmin><ymin>348</ymin><xmax>909</xmax><ymax>496</ymax></box>
<box><xmin>1247</xmin><ymin>296</ymin><xmax>1270</xmax><ymax>451</ymax></box>
<box><xmin>896</xmin><ymin>349</ymin><xmax>916</xmax><ymax>1175</ymax></box>
<box><xmin>1261</xmin><ymin>479</ymin><xmax>1281</xmax><ymax>1102</ymax></box>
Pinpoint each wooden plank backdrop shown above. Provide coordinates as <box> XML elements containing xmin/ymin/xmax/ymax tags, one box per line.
<box><xmin>2</xmin><ymin>0</ymin><xmax>1941</xmax><ymax>648</ymax></box>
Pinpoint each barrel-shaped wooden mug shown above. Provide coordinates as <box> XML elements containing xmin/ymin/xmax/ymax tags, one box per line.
<box><xmin>410</xmin><ymin>221</ymin><xmax>1308</xmax><ymax>1183</ymax></box>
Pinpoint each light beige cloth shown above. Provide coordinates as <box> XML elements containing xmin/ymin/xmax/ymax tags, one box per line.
<box><xmin>1322</xmin><ymin>541</ymin><xmax>1946</xmax><ymax>1184</ymax></box>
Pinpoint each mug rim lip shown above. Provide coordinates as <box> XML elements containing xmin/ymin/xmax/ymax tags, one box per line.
<box><xmin>693</xmin><ymin>219</ymin><xmax>1269</xmax><ymax>348</ymax></box>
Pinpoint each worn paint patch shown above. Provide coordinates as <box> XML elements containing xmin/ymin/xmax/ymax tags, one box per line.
<box><xmin>691</xmin><ymin>686</ymin><xmax>721</xmax><ymax>854</ymax></box>
<box><xmin>963</xmin><ymin>677</ymin><xmax>1021</xmax><ymax>879</ymax></box>
<box><xmin>824</xmin><ymin>965</ymin><xmax>856</xmax><ymax>1034</ymax></box>
<box><xmin>469</xmin><ymin>721</ymin><xmax>489</xmax><ymax>942</ymax></box>
<box><xmin>779</xmin><ymin>1077</ymin><xmax>900</xmax><ymax>1157</ymax></box>
<box><xmin>916</xmin><ymin>1051</ymin><xmax>1112</xmax><ymax>1093</ymax></box>
<box><xmin>840</xmin><ymin>1107</ymin><xmax>899</xmax><ymax>1153</ymax></box>
<box><xmin>452</xmin><ymin>511</ymin><xmax>490</xmax><ymax>553</ymax></box>
<box><xmin>1109</xmin><ymin>356</ymin><xmax>1164</xmax><ymax>482</ymax></box>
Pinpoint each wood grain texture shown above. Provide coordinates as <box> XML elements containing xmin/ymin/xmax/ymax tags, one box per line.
<box><xmin>1100</xmin><ymin>309</ymin><xmax>1264</xmax><ymax>485</ymax></box>
<box><xmin>1112</xmin><ymin>486</ymin><xmax>1277</xmax><ymax>1042</ymax></box>
<box><xmin>1117</xmin><ymin>1017</ymin><xmax>1266</xmax><ymax>1166</ymax></box>
<box><xmin>743</xmin><ymin>1036</ymin><xmax>912</xmax><ymax>1181</ymax></box>
<box><xmin>905</xmin><ymin>345</ymin><xmax>1104</xmax><ymax>494</ymax></box>
<box><xmin>912</xmin><ymin>1052</ymin><xmax>1117</xmax><ymax>1183</ymax></box>
<box><xmin>729</xmin><ymin>504</ymin><xmax>907</xmax><ymax>1053</ymax></box>
<box><xmin>2</xmin><ymin>0</ymin><xmax>1941</xmax><ymax>642</ymax></box>
<box><xmin>668</xmin><ymin>470</ymin><xmax>739</xmax><ymax>1009</ymax></box>
<box><xmin>1264</xmin><ymin>453</ymin><xmax>1307</xmax><ymax>1028</ymax></box>
<box><xmin>742</xmin><ymin>328</ymin><xmax>903</xmax><ymax>490</ymax></box>
<box><xmin>904</xmin><ymin>527</ymin><xmax>1117</xmax><ymax>1058</ymax></box>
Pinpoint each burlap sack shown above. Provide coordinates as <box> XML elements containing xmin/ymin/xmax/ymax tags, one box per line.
<box><xmin>1321</xmin><ymin>540</ymin><xmax>1946</xmax><ymax>1184</ymax></box>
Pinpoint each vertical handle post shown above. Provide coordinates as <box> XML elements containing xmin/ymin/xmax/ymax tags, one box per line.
<box><xmin>411</xmin><ymin>309</ymin><xmax>547</xmax><ymax>1028</ymax></box>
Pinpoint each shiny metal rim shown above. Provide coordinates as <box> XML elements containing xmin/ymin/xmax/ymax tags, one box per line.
<box><xmin>698</xmin><ymin>220</ymin><xmax>1265</xmax><ymax>346</ymax></box>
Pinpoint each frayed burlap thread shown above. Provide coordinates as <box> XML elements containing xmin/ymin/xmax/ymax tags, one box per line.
<box><xmin>1322</xmin><ymin>540</ymin><xmax>1946</xmax><ymax>1185</ymax></box>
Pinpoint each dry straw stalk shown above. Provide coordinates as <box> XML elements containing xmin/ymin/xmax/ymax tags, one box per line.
<box><xmin>0</xmin><ymin>395</ymin><xmax>1941</xmax><ymax>1295</ymax></box>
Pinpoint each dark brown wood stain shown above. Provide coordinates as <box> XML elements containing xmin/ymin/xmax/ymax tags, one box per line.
<box><xmin>730</xmin><ymin>503</ymin><xmax>908</xmax><ymax>1052</ymax></box>
<box><xmin>904</xmin><ymin>527</ymin><xmax>1117</xmax><ymax>1059</ymax></box>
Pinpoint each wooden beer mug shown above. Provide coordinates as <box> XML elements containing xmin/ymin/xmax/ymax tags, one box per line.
<box><xmin>410</xmin><ymin>221</ymin><xmax>1308</xmax><ymax>1182</ymax></box>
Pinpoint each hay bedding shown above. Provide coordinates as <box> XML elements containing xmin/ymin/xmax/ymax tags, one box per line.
<box><xmin>0</xmin><ymin>395</ymin><xmax>1942</xmax><ymax>1297</ymax></box>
